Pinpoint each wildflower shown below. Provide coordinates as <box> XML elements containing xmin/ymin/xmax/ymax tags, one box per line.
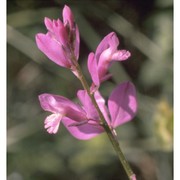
<box><xmin>39</xmin><ymin>91</ymin><xmax>105</xmax><ymax>140</ymax></box>
<box><xmin>39</xmin><ymin>82</ymin><xmax>137</xmax><ymax>140</ymax></box>
<box><xmin>35</xmin><ymin>5</ymin><xmax>80</xmax><ymax>69</ymax></box>
<box><xmin>88</xmin><ymin>32</ymin><xmax>131</xmax><ymax>89</ymax></box>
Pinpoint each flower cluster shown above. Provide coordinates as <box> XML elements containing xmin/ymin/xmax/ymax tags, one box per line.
<box><xmin>36</xmin><ymin>5</ymin><xmax>137</xmax><ymax>140</ymax></box>
<box><xmin>36</xmin><ymin>5</ymin><xmax>79</xmax><ymax>75</ymax></box>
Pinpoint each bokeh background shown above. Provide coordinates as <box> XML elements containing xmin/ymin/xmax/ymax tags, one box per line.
<box><xmin>7</xmin><ymin>0</ymin><xmax>173</xmax><ymax>179</ymax></box>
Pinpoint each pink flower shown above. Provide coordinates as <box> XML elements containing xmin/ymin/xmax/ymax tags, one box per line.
<box><xmin>39</xmin><ymin>81</ymin><xmax>137</xmax><ymax>140</ymax></box>
<box><xmin>88</xmin><ymin>32</ymin><xmax>131</xmax><ymax>89</ymax></box>
<box><xmin>39</xmin><ymin>91</ymin><xmax>105</xmax><ymax>139</ymax></box>
<box><xmin>35</xmin><ymin>5</ymin><xmax>80</xmax><ymax>69</ymax></box>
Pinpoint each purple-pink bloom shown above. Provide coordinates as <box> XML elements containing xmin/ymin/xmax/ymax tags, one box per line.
<box><xmin>39</xmin><ymin>81</ymin><xmax>137</xmax><ymax>140</ymax></box>
<box><xmin>88</xmin><ymin>32</ymin><xmax>131</xmax><ymax>89</ymax></box>
<box><xmin>35</xmin><ymin>5</ymin><xmax>80</xmax><ymax>69</ymax></box>
<box><xmin>39</xmin><ymin>94</ymin><xmax>86</xmax><ymax>134</ymax></box>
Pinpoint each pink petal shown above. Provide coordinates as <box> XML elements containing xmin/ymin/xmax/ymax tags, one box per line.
<box><xmin>95</xmin><ymin>32</ymin><xmax>115</xmax><ymax>60</ymax></box>
<box><xmin>77</xmin><ymin>90</ymin><xmax>99</xmax><ymax>120</ymax></box>
<box><xmin>77</xmin><ymin>90</ymin><xmax>110</xmax><ymax>125</ymax></box>
<box><xmin>97</xmin><ymin>33</ymin><xmax>124</xmax><ymax>76</ymax></box>
<box><xmin>62</xmin><ymin>5</ymin><xmax>74</xmax><ymax>29</ymax></box>
<box><xmin>39</xmin><ymin>93</ymin><xmax>86</xmax><ymax>121</ymax></box>
<box><xmin>108</xmin><ymin>32</ymin><xmax>119</xmax><ymax>52</ymax></box>
<box><xmin>35</xmin><ymin>33</ymin><xmax>71</xmax><ymax>67</ymax></box>
<box><xmin>44</xmin><ymin>113</ymin><xmax>62</xmax><ymax>134</ymax></box>
<box><xmin>39</xmin><ymin>93</ymin><xmax>64</xmax><ymax>113</ymax></box>
<box><xmin>44</xmin><ymin>17</ymin><xmax>53</xmax><ymax>32</ymax></box>
<box><xmin>44</xmin><ymin>18</ymin><xmax>64</xmax><ymax>41</ymax></box>
<box><xmin>62</xmin><ymin>117</ymin><xmax>104</xmax><ymax>140</ymax></box>
<box><xmin>92</xmin><ymin>32</ymin><xmax>121</xmax><ymax>85</ymax></box>
<box><xmin>112</xmin><ymin>50</ymin><xmax>131</xmax><ymax>61</ymax></box>
<box><xmin>51</xmin><ymin>20</ymin><xmax>68</xmax><ymax>47</ymax></box>
<box><xmin>94</xmin><ymin>91</ymin><xmax>111</xmax><ymax>125</ymax></box>
<box><xmin>87</xmin><ymin>52</ymin><xmax>100</xmax><ymax>86</ymax></box>
<box><xmin>108</xmin><ymin>82</ymin><xmax>137</xmax><ymax>128</ymax></box>
<box><xmin>74</xmin><ymin>25</ymin><xmax>80</xmax><ymax>60</ymax></box>
<box><xmin>131</xmin><ymin>174</ymin><xmax>137</xmax><ymax>180</ymax></box>
<box><xmin>97</xmin><ymin>48</ymin><xmax>112</xmax><ymax>80</ymax></box>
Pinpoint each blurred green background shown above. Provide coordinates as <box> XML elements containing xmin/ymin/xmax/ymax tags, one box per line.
<box><xmin>7</xmin><ymin>0</ymin><xmax>173</xmax><ymax>179</ymax></box>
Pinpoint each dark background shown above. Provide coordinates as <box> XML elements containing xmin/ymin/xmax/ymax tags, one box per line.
<box><xmin>7</xmin><ymin>0</ymin><xmax>173</xmax><ymax>179</ymax></box>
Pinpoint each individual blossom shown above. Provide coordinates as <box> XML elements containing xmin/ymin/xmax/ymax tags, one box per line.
<box><xmin>39</xmin><ymin>91</ymin><xmax>105</xmax><ymax>139</ymax></box>
<box><xmin>35</xmin><ymin>5</ymin><xmax>80</xmax><ymax>70</ymax></box>
<box><xmin>88</xmin><ymin>32</ymin><xmax>131</xmax><ymax>90</ymax></box>
<box><xmin>39</xmin><ymin>81</ymin><xmax>137</xmax><ymax>140</ymax></box>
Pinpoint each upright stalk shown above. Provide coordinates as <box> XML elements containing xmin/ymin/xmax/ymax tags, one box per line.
<box><xmin>71</xmin><ymin>55</ymin><xmax>136</xmax><ymax>180</ymax></box>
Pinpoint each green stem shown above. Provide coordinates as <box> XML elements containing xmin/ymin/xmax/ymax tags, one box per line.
<box><xmin>71</xmin><ymin>56</ymin><xmax>135</xmax><ymax>180</ymax></box>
